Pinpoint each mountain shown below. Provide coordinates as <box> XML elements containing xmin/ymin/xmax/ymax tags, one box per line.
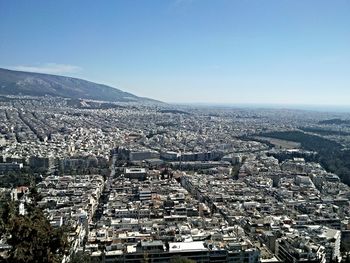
<box><xmin>0</xmin><ymin>68</ymin><xmax>159</xmax><ymax>103</ymax></box>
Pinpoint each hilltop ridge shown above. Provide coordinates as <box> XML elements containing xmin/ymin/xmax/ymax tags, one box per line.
<box><xmin>0</xmin><ymin>68</ymin><xmax>159</xmax><ymax>103</ymax></box>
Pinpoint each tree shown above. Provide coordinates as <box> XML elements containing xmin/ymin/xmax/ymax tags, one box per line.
<box><xmin>0</xmin><ymin>201</ymin><xmax>68</xmax><ymax>263</ymax></box>
<box><xmin>28</xmin><ymin>186</ymin><xmax>42</xmax><ymax>205</ymax></box>
<box><xmin>70</xmin><ymin>252</ymin><xmax>101</xmax><ymax>263</ymax></box>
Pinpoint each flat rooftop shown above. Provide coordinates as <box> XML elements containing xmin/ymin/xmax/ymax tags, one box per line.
<box><xmin>125</xmin><ymin>168</ymin><xmax>146</xmax><ymax>173</ymax></box>
<box><xmin>169</xmin><ymin>241</ymin><xmax>207</xmax><ymax>253</ymax></box>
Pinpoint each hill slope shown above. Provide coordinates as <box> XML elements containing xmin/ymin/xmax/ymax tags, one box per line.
<box><xmin>0</xmin><ymin>68</ymin><xmax>157</xmax><ymax>103</ymax></box>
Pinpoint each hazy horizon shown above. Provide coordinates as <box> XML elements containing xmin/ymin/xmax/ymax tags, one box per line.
<box><xmin>1</xmin><ymin>0</ymin><xmax>349</xmax><ymax>105</ymax></box>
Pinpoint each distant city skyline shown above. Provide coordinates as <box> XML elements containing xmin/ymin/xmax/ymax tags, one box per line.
<box><xmin>1</xmin><ymin>0</ymin><xmax>349</xmax><ymax>105</ymax></box>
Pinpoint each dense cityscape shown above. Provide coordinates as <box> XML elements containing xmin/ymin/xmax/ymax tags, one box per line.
<box><xmin>1</xmin><ymin>95</ymin><xmax>350</xmax><ymax>262</ymax></box>
<box><xmin>1</xmin><ymin>0</ymin><xmax>350</xmax><ymax>262</ymax></box>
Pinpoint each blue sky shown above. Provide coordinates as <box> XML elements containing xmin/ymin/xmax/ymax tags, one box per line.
<box><xmin>0</xmin><ymin>0</ymin><xmax>349</xmax><ymax>105</ymax></box>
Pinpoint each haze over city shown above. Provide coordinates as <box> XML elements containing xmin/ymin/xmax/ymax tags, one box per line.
<box><xmin>1</xmin><ymin>0</ymin><xmax>349</xmax><ymax>105</ymax></box>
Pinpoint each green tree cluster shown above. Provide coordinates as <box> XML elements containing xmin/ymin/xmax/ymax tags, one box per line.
<box><xmin>260</xmin><ymin>131</ymin><xmax>350</xmax><ymax>185</ymax></box>
<box><xmin>0</xmin><ymin>200</ymin><xmax>68</xmax><ymax>263</ymax></box>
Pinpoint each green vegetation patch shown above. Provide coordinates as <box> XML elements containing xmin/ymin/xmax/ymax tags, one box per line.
<box><xmin>0</xmin><ymin>200</ymin><xmax>68</xmax><ymax>263</ymax></box>
<box><xmin>260</xmin><ymin>131</ymin><xmax>350</xmax><ymax>185</ymax></box>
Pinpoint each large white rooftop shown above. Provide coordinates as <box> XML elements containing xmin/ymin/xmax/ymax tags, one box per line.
<box><xmin>169</xmin><ymin>241</ymin><xmax>207</xmax><ymax>253</ymax></box>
